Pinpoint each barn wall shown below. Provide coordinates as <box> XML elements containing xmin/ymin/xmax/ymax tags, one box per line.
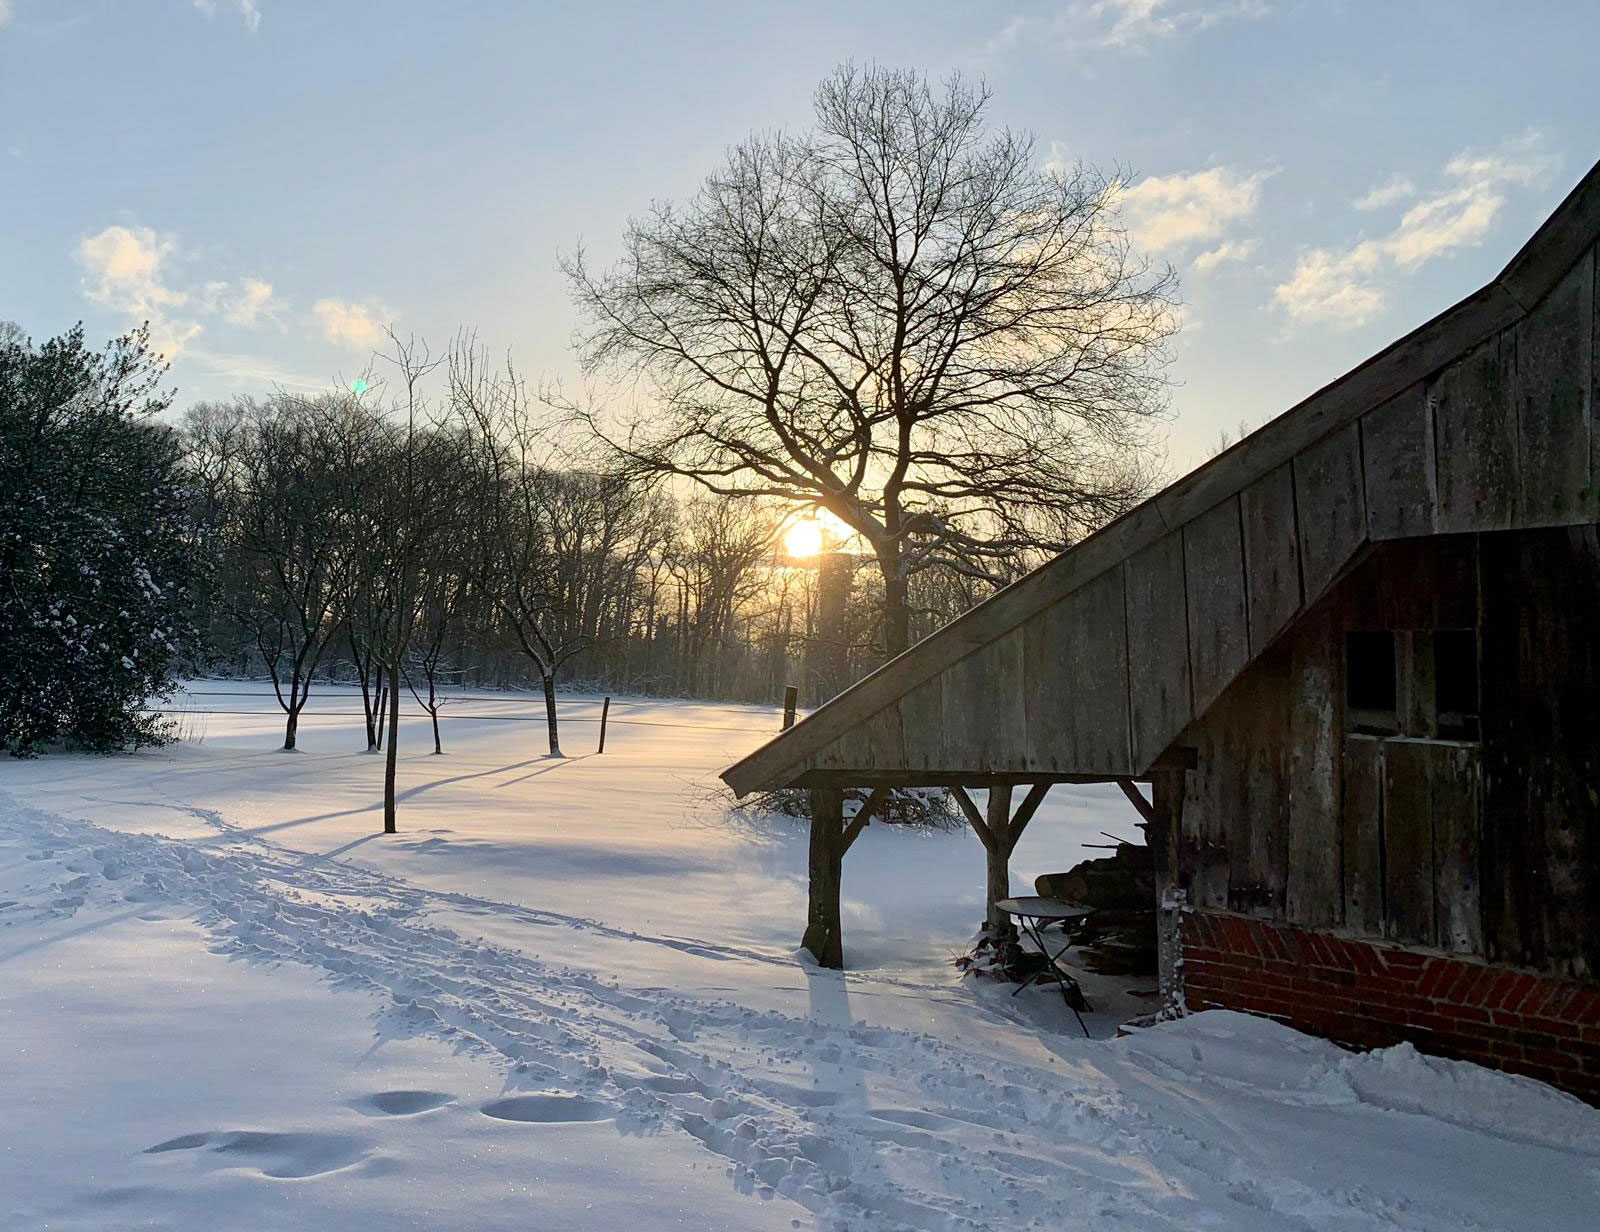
<box><xmin>1170</xmin><ymin>527</ymin><xmax>1600</xmax><ymax>1099</ymax></box>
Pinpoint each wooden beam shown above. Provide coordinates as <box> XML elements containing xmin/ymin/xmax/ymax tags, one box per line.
<box><xmin>791</xmin><ymin>769</ymin><xmax>1165</xmax><ymax>789</ymax></box>
<box><xmin>840</xmin><ymin>786</ymin><xmax>888</xmax><ymax>853</ymax></box>
<box><xmin>950</xmin><ymin>784</ymin><xmax>997</xmax><ymax>851</ymax></box>
<box><xmin>1116</xmin><ymin>777</ymin><xmax>1158</xmax><ymax>827</ymax></box>
<box><xmin>1006</xmin><ymin>782</ymin><xmax>1052</xmax><ymax>847</ymax></box>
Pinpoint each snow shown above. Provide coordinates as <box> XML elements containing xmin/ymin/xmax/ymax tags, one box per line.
<box><xmin>2</xmin><ymin>683</ymin><xmax>1597</xmax><ymax>1230</ymax></box>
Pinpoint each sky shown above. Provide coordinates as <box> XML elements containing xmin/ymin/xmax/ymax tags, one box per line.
<box><xmin>2</xmin><ymin>0</ymin><xmax>1596</xmax><ymax>472</ymax></box>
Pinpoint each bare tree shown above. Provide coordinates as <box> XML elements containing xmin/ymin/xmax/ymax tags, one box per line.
<box><xmin>369</xmin><ymin>333</ymin><xmax>463</xmax><ymax>833</ymax></box>
<box><xmin>404</xmin><ymin>556</ymin><xmax>467</xmax><ymax>755</ymax></box>
<box><xmin>566</xmin><ymin>64</ymin><xmax>1176</xmax><ymax>657</ymax></box>
<box><xmin>447</xmin><ymin>341</ymin><xmax>583</xmax><ymax>756</ymax></box>
<box><xmin>223</xmin><ymin>396</ymin><xmax>360</xmax><ymax>750</ymax></box>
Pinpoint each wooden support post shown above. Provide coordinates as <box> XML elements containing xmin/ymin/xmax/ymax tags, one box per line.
<box><xmin>986</xmin><ymin>783</ymin><xmax>1016</xmax><ymax>940</ymax></box>
<box><xmin>1148</xmin><ymin>766</ymin><xmax>1188</xmax><ymax>1018</ymax></box>
<box><xmin>952</xmin><ymin>782</ymin><xmax>1052</xmax><ymax>945</ymax></box>
<box><xmin>596</xmin><ymin>696</ymin><xmax>611</xmax><ymax>753</ymax></box>
<box><xmin>782</xmin><ymin>685</ymin><xmax>798</xmax><ymax>731</ymax></box>
<box><xmin>802</xmin><ymin>787</ymin><xmax>846</xmax><ymax>969</ymax></box>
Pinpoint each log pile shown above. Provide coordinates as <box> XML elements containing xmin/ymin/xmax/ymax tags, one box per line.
<box><xmin>1036</xmin><ymin>843</ymin><xmax>1157</xmax><ymax>976</ymax></box>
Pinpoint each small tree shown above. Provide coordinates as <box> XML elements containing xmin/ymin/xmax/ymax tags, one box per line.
<box><xmin>448</xmin><ymin>341</ymin><xmax>585</xmax><ymax>756</ymax></box>
<box><xmin>567</xmin><ymin>64</ymin><xmax>1177</xmax><ymax>658</ymax></box>
<box><xmin>223</xmin><ymin>395</ymin><xmax>362</xmax><ymax>750</ymax></box>
<box><xmin>0</xmin><ymin>324</ymin><xmax>192</xmax><ymax>755</ymax></box>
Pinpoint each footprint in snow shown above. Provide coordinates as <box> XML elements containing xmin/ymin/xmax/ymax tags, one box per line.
<box><xmin>144</xmin><ymin>1130</ymin><xmax>368</xmax><ymax>1179</ymax></box>
<box><xmin>480</xmin><ymin>1094</ymin><xmax>613</xmax><ymax>1124</ymax></box>
<box><xmin>349</xmin><ymin>1090</ymin><xmax>455</xmax><ymax>1117</ymax></box>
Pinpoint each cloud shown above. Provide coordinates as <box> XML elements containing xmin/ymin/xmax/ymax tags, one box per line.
<box><xmin>203</xmin><ymin>277</ymin><xmax>279</xmax><ymax>326</ymax></box>
<box><xmin>1274</xmin><ymin>132</ymin><xmax>1560</xmax><ymax>330</ymax></box>
<box><xmin>1353</xmin><ymin>174</ymin><xmax>1415</xmax><ymax>212</ymax></box>
<box><xmin>186</xmin><ymin>347</ymin><xmax>324</xmax><ymax>391</ymax></box>
<box><xmin>193</xmin><ymin>0</ymin><xmax>261</xmax><ymax>32</ymax></box>
<box><xmin>76</xmin><ymin>224</ymin><xmax>201</xmax><ymax>359</ymax></box>
<box><xmin>990</xmin><ymin>1</ymin><xmax>1269</xmax><ymax>54</ymax></box>
<box><xmin>76</xmin><ymin>225</ymin><xmax>187</xmax><ymax>317</ymax></box>
<box><xmin>75</xmin><ymin>223</ymin><xmax>284</xmax><ymax>361</ymax></box>
<box><xmin>1121</xmin><ymin>166</ymin><xmax>1271</xmax><ymax>267</ymax></box>
<box><xmin>0</xmin><ymin>1</ymin><xmax>13</xmax><ymax>27</ymax></box>
<box><xmin>313</xmin><ymin>298</ymin><xmax>388</xmax><ymax>349</ymax></box>
<box><xmin>1042</xmin><ymin>139</ymin><xmax>1074</xmax><ymax>177</ymax></box>
<box><xmin>1192</xmin><ymin>238</ymin><xmax>1259</xmax><ymax>272</ymax></box>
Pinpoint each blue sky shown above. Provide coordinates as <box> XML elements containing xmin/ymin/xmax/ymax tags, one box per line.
<box><xmin>2</xmin><ymin>1</ymin><xmax>1594</xmax><ymax>469</ymax></box>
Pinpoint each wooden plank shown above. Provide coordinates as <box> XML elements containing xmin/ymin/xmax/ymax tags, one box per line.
<box><xmin>1294</xmin><ymin>422</ymin><xmax>1367</xmax><ymax>602</ymax></box>
<box><xmin>1179</xmin><ymin>731</ymin><xmax>1231</xmax><ymax>911</ymax></box>
<box><xmin>1360</xmin><ymin>383</ymin><xmax>1434</xmax><ymax>539</ymax></box>
<box><xmin>1226</xmin><ymin>662</ymin><xmax>1290</xmax><ymax>918</ymax></box>
<box><xmin>1479</xmin><ymin>527</ymin><xmax>1600</xmax><ymax>977</ymax></box>
<box><xmin>723</xmin><ymin>501</ymin><xmax>1169</xmax><ymax>794</ymax></box>
<box><xmin>862</xmin><ymin>697</ymin><xmax>906</xmax><ymax>769</ymax></box>
<box><xmin>895</xmin><ymin>677</ymin><xmax>945</xmax><ymax>774</ymax></box>
<box><xmin>1124</xmin><ymin>532</ymin><xmax>1193</xmax><ymax>770</ymax></box>
<box><xmin>1240</xmin><ymin>462</ymin><xmax>1303</xmax><ymax>653</ymax></box>
<box><xmin>1432</xmin><ymin>332</ymin><xmax>1519</xmax><ymax>533</ymax></box>
<box><xmin>812</xmin><ymin>721</ymin><xmax>873</xmax><ymax>770</ymax></box>
<box><xmin>1286</xmin><ymin>609</ymin><xmax>1342</xmax><ymax>928</ymax></box>
<box><xmin>1023</xmin><ymin>567</ymin><xmax>1132</xmax><ymax>775</ymax></box>
<box><xmin>1516</xmin><ymin>251</ymin><xmax>1595</xmax><ymax>525</ymax></box>
<box><xmin>1381</xmin><ymin>740</ymin><xmax>1437</xmax><ymax>945</ymax></box>
<box><xmin>1342</xmin><ymin>736</ymin><xmax>1385</xmax><ymax>936</ymax></box>
<box><xmin>1156</xmin><ymin>281</ymin><xmax>1520</xmax><ymax>531</ymax></box>
<box><xmin>1182</xmin><ymin>495</ymin><xmax>1250</xmax><ymax>716</ymax></box>
<box><xmin>1432</xmin><ymin>743</ymin><xmax>1483</xmax><ymax>954</ymax></box>
<box><xmin>941</xmin><ymin>629</ymin><xmax>1026</xmax><ymax>771</ymax></box>
<box><xmin>1376</xmin><ymin>536</ymin><xmax>1478</xmax><ymax>631</ymax></box>
<box><xmin>1497</xmin><ymin>162</ymin><xmax>1600</xmax><ymax>311</ymax></box>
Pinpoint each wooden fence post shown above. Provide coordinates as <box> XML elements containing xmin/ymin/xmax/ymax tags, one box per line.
<box><xmin>597</xmin><ymin>696</ymin><xmax>611</xmax><ymax>753</ymax></box>
<box><xmin>782</xmin><ymin>685</ymin><xmax>798</xmax><ymax>730</ymax></box>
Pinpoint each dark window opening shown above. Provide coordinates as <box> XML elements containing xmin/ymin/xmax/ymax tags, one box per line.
<box><xmin>1347</xmin><ymin>631</ymin><xmax>1398</xmax><ymax>734</ymax></box>
<box><xmin>1434</xmin><ymin>628</ymin><xmax>1479</xmax><ymax>740</ymax></box>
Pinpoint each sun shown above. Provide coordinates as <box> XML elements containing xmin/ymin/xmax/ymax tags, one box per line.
<box><xmin>784</xmin><ymin>518</ymin><xmax>824</xmax><ymax>558</ymax></box>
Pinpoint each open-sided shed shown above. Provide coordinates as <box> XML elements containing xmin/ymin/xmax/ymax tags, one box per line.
<box><xmin>724</xmin><ymin>159</ymin><xmax>1600</xmax><ymax>1102</ymax></box>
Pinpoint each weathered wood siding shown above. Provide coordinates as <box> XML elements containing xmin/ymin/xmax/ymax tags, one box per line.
<box><xmin>1171</xmin><ymin>529</ymin><xmax>1600</xmax><ymax>980</ymax></box>
<box><xmin>787</xmin><ymin>243</ymin><xmax>1598</xmax><ymax>788</ymax></box>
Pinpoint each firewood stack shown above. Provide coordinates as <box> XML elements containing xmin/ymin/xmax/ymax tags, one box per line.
<box><xmin>1035</xmin><ymin>842</ymin><xmax>1157</xmax><ymax>976</ymax></box>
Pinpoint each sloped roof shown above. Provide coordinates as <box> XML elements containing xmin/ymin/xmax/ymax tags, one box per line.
<box><xmin>724</xmin><ymin>159</ymin><xmax>1600</xmax><ymax>796</ymax></box>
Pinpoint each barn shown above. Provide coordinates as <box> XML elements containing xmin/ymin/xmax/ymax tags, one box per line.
<box><xmin>724</xmin><ymin>159</ymin><xmax>1600</xmax><ymax>1104</ymax></box>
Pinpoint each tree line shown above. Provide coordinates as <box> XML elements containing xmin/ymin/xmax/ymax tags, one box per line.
<box><xmin>4</xmin><ymin>64</ymin><xmax>1179</xmax><ymax>812</ymax></box>
<box><xmin>180</xmin><ymin>331</ymin><xmax>1024</xmax><ymax>760</ymax></box>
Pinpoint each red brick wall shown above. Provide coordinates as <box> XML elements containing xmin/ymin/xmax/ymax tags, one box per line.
<box><xmin>1182</xmin><ymin>909</ymin><xmax>1600</xmax><ymax>1105</ymax></box>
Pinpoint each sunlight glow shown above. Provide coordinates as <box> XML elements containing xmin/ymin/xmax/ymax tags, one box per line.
<box><xmin>784</xmin><ymin>518</ymin><xmax>825</xmax><ymax>558</ymax></box>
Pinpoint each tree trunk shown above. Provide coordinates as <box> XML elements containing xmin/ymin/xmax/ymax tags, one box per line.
<box><xmin>541</xmin><ymin>672</ymin><xmax>562</xmax><ymax>756</ymax></box>
<box><xmin>351</xmin><ymin>629</ymin><xmax>378</xmax><ymax>751</ymax></box>
<box><xmin>878</xmin><ymin>540</ymin><xmax>911</xmax><ymax>659</ymax></box>
<box><xmin>374</xmin><ymin>685</ymin><xmax>388</xmax><ymax>750</ymax></box>
<box><xmin>383</xmin><ymin>659</ymin><xmax>400</xmax><ymax>834</ymax></box>
<box><xmin>801</xmin><ymin>787</ymin><xmax>845</xmax><ymax>968</ymax></box>
<box><xmin>282</xmin><ymin>668</ymin><xmax>301</xmax><ymax>750</ymax></box>
<box><xmin>430</xmin><ymin>708</ymin><xmax>442</xmax><ymax>755</ymax></box>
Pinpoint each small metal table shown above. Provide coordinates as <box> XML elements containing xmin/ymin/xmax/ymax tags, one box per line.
<box><xmin>995</xmin><ymin>896</ymin><xmax>1091</xmax><ymax>1036</ymax></box>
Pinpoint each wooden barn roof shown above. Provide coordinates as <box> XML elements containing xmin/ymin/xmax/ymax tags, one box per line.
<box><xmin>723</xmin><ymin>159</ymin><xmax>1600</xmax><ymax>797</ymax></box>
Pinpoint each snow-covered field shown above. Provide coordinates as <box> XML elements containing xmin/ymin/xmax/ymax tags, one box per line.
<box><xmin>2</xmin><ymin>683</ymin><xmax>1597</xmax><ymax>1231</ymax></box>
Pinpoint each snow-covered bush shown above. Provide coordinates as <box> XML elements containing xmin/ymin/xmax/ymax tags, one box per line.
<box><xmin>0</xmin><ymin>323</ymin><xmax>192</xmax><ymax>755</ymax></box>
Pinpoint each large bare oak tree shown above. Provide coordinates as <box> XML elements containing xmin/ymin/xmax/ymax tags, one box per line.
<box><xmin>566</xmin><ymin>64</ymin><xmax>1178</xmax><ymax>657</ymax></box>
